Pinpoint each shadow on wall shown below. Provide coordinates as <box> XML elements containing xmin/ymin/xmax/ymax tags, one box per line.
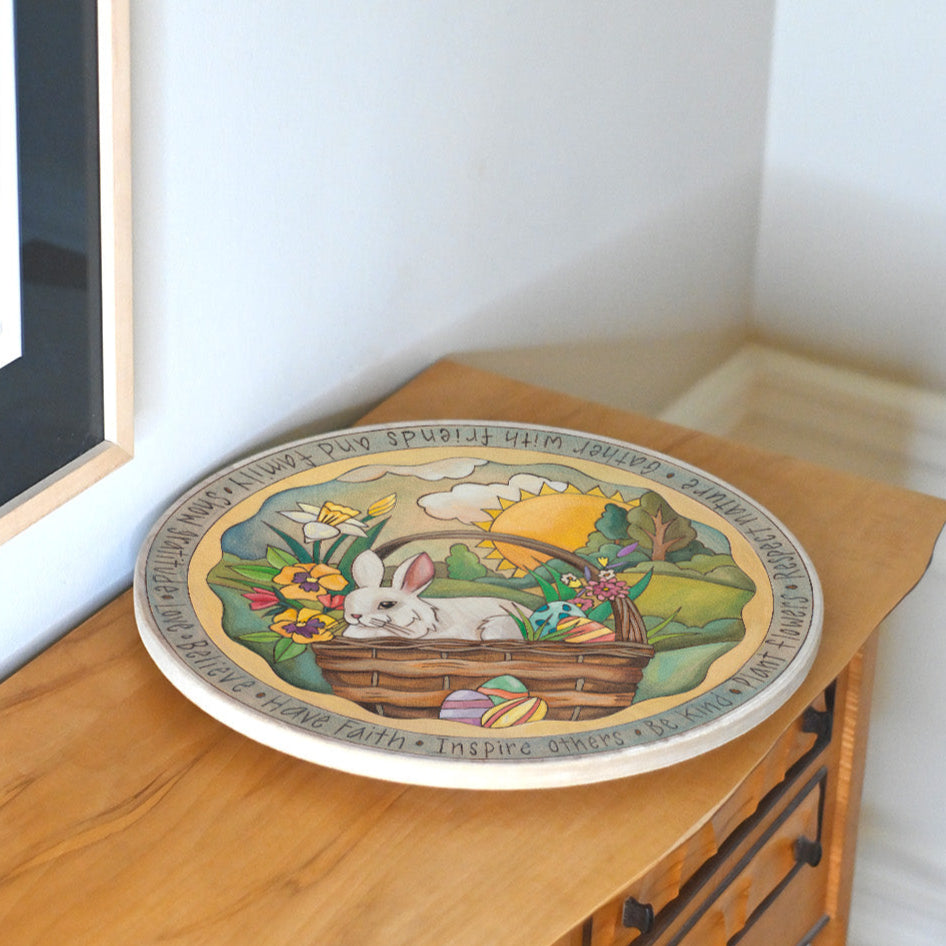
<box><xmin>237</xmin><ymin>171</ymin><xmax>759</xmax><ymax>460</ymax></box>
<box><xmin>457</xmin><ymin>328</ymin><xmax>742</xmax><ymax>419</ymax></box>
<box><xmin>754</xmin><ymin>168</ymin><xmax>946</xmax><ymax>392</ymax></box>
<box><xmin>434</xmin><ymin>173</ymin><xmax>759</xmax><ymax>417</ymax></box>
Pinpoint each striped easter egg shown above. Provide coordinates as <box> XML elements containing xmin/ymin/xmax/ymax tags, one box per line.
<box><xmin>477</xmin><ymin>674</ymin><xmax>528</xmax><ymax>705</ymax></box>
<box><xmin>481</xmin><ymin>696</ymin><xmax>549</xmax><ymax>728</ymax></box>
<box><xmin>439</xmin><ymin>689</ymin><xmax>493</xmax><ymax>726</ymax></box>
<box><xmin>557</xmin><ymin>616</ymin><xmax>615</xmax><ymax>643</ymax></box>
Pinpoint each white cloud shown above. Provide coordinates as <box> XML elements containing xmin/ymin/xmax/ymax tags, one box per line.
<box><xmin>340</xmin><ymin>457</ymin><xmax>488</xmax><ymax>483</ymax></box>
<box><xmin>419</xmin><ymin>474</ymin><xmax>568</xmax><ymax>524</ymax></box>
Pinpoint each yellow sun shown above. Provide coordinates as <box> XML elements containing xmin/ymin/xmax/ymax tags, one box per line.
<box><xmin>474</xmin><ymin>483</ymin><xmax>639</xmax><ymax>575</ymax></box>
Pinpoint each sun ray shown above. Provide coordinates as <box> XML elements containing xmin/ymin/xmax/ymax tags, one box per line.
<box><xmin>473</xmin><ymin>480</ymin><xmax>641</xmax><ymax>577</ymax></box>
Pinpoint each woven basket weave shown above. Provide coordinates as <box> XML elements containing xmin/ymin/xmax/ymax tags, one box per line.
<box><xmin>312</xmin><ymin>531</ymin><xmax>654</xmax><ymax>722</ymax></box>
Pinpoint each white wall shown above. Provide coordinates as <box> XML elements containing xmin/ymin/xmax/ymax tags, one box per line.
<box><xmin>758</xmin><ymin>4</ymin><xmax>946</xmax><ymax>943</ymax></box>
<box><xmin>755</xmin><ymin>1</ymin><xmax>946</xmax><ymax>388</ymax></box>
<box><xmin>0</xmin><ymin>2</ymin><xmax>774</xmax><ymax>676</ymax></box>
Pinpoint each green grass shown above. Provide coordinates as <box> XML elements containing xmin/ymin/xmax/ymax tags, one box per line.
<box><xmin>426</xmin><ymin>578</ymin><xmax>545</xmax><ymax>609</ymax></box>
<box><xmin>633</xmin><ymin>572</ymin><xmax>755</xmax><ymax>626</ymax></box>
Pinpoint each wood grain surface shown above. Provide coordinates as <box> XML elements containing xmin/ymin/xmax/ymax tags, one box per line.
<box><xmin>2</xmin><ymin>360</ymin><xmax>944</xmax><ymax>946</ymax></box>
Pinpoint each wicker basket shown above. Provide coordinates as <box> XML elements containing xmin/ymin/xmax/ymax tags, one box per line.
<box><xmin>312</xmin><ymin>531</ymin><xmax>655</xmax><ymax>722</ymax></box>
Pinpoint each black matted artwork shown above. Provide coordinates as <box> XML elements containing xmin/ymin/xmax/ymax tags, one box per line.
<box><xmin>1</xmin><ymin>0</ymin><xmax>104</xmax><ymax>508</ymax></box>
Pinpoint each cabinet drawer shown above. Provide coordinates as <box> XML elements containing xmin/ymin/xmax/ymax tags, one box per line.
<box><xmin>609</xmin><ymin>769</ymin><xmax>827</xmax><ymax>946</ymax></box>
<box><xmin>663</xmin><ymin>768</ymin><xmax>826</xmax><ymax>945</ymax></box>
<box><xmin>589</xmin><ymin>688</ymin><xmax>833</xmax><ymax>946</ymax></box>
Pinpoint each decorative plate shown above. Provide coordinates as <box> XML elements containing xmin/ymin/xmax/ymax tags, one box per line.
<box><xmin>134</xmin><ymin>421</ymin><xmax>822</xmax><ymax>789</ymax></box>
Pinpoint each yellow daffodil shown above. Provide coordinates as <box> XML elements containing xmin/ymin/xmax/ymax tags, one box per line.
<box><xmin>366</xmin><ymin>493</ymin><xmax>397</xmax><ymax>517</ymax></box>
<box><xmin>281</xmin><ymin>500</ymin><xmax>368</xmax><ymax>542</ymax></box>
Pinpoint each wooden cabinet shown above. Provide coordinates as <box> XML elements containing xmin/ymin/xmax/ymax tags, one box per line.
<box><xmin>556</xmin><ymin>636</ymin><xmax>876</xmax><ymax>946</ymax></box>
<box><xmin>0</xmin><ymin>362</ymin><xmax>939</xmax><ymax>946</ymax></box>
<box><xmin>590</xmin><ymin>690</ymin><xmax>834</xmax><ymax>946</ymax></box>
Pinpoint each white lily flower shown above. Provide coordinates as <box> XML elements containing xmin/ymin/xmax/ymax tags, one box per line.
<box><xmin>281</xmin><ymin>501</ymin><xmax>368</xmax><ymax>542</ymax></box>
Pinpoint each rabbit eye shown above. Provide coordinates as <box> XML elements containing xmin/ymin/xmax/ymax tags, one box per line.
<box><xmin>379</xmin><ymin>600</ymin><xmax>397</xmax><ymax>610</ymax></box>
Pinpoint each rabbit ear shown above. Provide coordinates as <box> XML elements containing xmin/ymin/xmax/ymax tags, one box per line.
<box><xmin>392</xmin><ymin>552</ymin><xmax>435</xmax><ymax>595</ymax></box>
<box><xmin>351</xmin><ymin>549</ymin><xmax>384</xmax><ymax>588</ymax></box>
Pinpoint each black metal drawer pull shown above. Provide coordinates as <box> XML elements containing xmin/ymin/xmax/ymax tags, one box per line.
<box><xmin>794</xmin><ymin>836</ymin><xmax>823</xmax><ymax>867</ymax></box>
<box><xmin>622</xmin><ymin>898</ymin><xmax>655</xmax><ymax>933</ymax></box>
<box><xmin>801</xmin><ymin>705</ymin><xmax>833</xmax><ymax>742</ymax></box>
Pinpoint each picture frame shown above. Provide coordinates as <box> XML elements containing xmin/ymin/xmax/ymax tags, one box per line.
<box><xmin>0</xmin><ymin>0</ymin><xmax>132</xmax><ymax>544</ymax></box>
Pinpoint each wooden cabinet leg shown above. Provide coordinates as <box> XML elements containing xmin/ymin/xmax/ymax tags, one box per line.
<box><xmin>818</xmin><ymin>632</ymin><xmax>879</xmax><ymax>944</ymax></box>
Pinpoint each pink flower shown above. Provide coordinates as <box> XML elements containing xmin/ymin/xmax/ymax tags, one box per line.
<box><xmin>590</xmin><ymin>577</ymin><xmax>631</xmax><ymax>601</ymax></box>
<box><xmin>573</xmin><ymin>577</ymin><xmax>631</xmax><ymax>610</ymax></box>
<box><xmin>242</xmin><ymin>587</ymin><xmax>280</xmax><ymax>610</ymax></box>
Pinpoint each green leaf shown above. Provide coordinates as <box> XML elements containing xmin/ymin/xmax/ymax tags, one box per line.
<box><xmin>506</xmin><ymin>603</ymin><xmax>533</xmax><ymax>641</ymax></box>
<box><xmin>556</xmin><ymin>582</ymin><xmax>577</xmax><ymax>602</ymax></box>
<box><xmin>625</xmin><ymin>568</ymin><xmax>654</xmax><ymax>601</ymax></box>
<box><xmin>274</xmin><ymin>638</ymin><xmax>307</xmax><ymax>662</ymax></box>
<box><xmin>646</xmin><ymin>608</ymin><xmax>682</xmax><ymax>643</ymax></box>
<box><xmin>266</xmin><ymin>545</ymin><xmax>298</xmax><ymax>568</ymax></box>
<box><xmin>337</xmin><ymin>519</ymin><xmax>390</xmax><ymax>581</ymax></box>
<box><xmin>238</xmin><ymin>631</ymin><xmax>283</xmax><ymax>642</ymax></box>
<box><xmin>323</xmin><ymin>534</ymin><xmax>349</xmax><ymax>564</ymax></box>
<box><xmin>232</xmin><ymin>564</ymin><xmax>281</xmax><ymax>582</ymax></box>
<box><xmin>267</xmin><ymin>524</ymin><xmax>314</xmax><ymax>563</ymax></box>
<box><xmin>209</xmin><ymin>574</ymin><xmax>268</xmax><ymax>591</ymax></box>
<box><xmin>587</xmin><ymin>601</ymin><xmax>613</xmax><ymax>623</ymax></box>
<box><xmin>520</xmin><ymin>563</ymin><xmax>559</xmax><ymax>604</ymax></box>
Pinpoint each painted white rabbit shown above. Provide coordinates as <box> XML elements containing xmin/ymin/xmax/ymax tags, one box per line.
<box><xmin>342</xmin><ymin>550</ymin><xmax>521</xmax><ymax>641</ymax></box>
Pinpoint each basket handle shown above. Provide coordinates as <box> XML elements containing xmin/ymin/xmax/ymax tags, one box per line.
<box><xmin>372</xmin><ymin>530</ymin><xmax>648</xmax><ymax>644</ymax></box>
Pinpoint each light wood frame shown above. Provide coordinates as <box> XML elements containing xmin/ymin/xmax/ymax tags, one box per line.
<box><xmin>0</xmin><ymin>0</ymin><xmax>132</xmax><ymax>545</ymax></box>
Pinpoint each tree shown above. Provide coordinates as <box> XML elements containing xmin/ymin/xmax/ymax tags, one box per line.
<box><xmin>625</xmin><ymin>492</ymin><xmax>697</xmax><ymax>562</ymax></box>
<box><xmin>595</xmin><ymin>503</ymin><xmax>631</xmax><ymax>541</ymax></box>
<box><xmin>445</xmin><ymin>543</ymin><xmax>488</xmax><ymax>580</ymax></box>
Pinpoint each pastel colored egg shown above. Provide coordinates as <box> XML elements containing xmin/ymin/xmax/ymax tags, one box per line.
<box><xmin>481</xmin><ymin>696</ymin><xmax>549</xmax><ymax>728</ymax></box>
<box><xmin>529</xmin><ymin>601</ymin><xmax>586</xmax><ymax>639</ymax></box>
<box><xmin>561</xmin><ymin>618</ymin><xmax>615</xmax><ymax>643</ymax></box>
<box><xmin>477</xmin><ymin>674</ymin><xmax>528</xmax><ymax>705</ymax></box>
<box><xmin>439</xmin><ymin>689</ymin><xmax>493</xmax><ymax>726</ymax></box>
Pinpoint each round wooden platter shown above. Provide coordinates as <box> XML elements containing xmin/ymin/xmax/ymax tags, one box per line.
<box><xmin>134</xmin><ymin>420</ymin><xmax>822</xmax><ymax>790</ymax></box>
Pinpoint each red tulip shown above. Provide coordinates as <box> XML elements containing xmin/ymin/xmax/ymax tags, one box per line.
<box><xmin>242</xmin><ymin>587</ymin><xmax>280</xmax><ymax>610</ymax></box>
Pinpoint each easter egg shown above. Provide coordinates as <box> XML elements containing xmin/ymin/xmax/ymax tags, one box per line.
<box><xmin>477</xmin><ymin>674</ymin><xmax>528</xmax><ymax>705</ymax></box>
<box><xmin>481</xmin><ymin>696</ymin><xmax>549</xmax><ymax>728</ymax></box>
<box><xmin>558</xmin><ymin>616</ymin><xmax>615</xmax><ymax>643</ymax></box>
<box><xmin>439</xmin><ymin>689</ymin><xmax>493</xmax><ymax>726</ymax></box>
<box><xmin>529</xmin><ymin>601</ymin><xmax>586</xmax><ymax>639</ymax></box>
